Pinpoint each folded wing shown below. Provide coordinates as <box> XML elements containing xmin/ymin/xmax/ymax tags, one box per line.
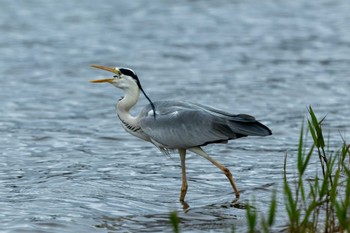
<box><xmin>140</xmin><ymin>101</ymin><xmax>271</xmax><ymax>149</ymax></box>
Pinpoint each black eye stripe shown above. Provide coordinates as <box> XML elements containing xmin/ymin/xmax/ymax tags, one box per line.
<box><xmin>119</xmin><ymin>68</ymin><xmax>137</xmax><ymax>79</ymax></box>
<box><xmin>119</xmin><ymin>67</ymin><xmax>142</xmax><ymax>89</ymax></box>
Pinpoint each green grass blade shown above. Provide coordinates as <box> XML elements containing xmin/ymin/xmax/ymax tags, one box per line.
<box><xmin>283</xmin><ymin>153</ymin><xmax>299</xmax><ymax>225</ymax></box>
<box><xmin>268</xmin><ymin>190</ymin><xmax>277</xmax><ymax>226</ymax></box>
<box><xmin>301</xmin><ymin>144</ymin><xmax>315</xmax><ymax>176</ymax></box>
<box><xmin>169</xmin><ymin>211</ymin><xmax>180</xmax><ymax>233</ymax></box>
<box><xmin>297</xmin><ymin>121</ymin><xmax>304</xmax><ymax>175</ymax></box>
<box><xmin>309</xmin><ymin>106</ymin><xmax>325</xmax><ymax>148</ymax></box>
<box><xmin>308</xmin><ymin>119</ymin><xmax>318</xmax><ymax>148</ymax></box>
<box><xmin>246</xmin><ymin>202</ymin><xmax>257</xmax><ymax>233</ymax></box>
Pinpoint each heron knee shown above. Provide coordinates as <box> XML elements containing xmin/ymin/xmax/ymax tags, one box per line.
<box><xmin>180</xmin><ymin>185</ymin><xmax>188</xmax><ymax>201</ymax></box>
<box><xmin>222</xmin><ymin>167</ymin><xmax>232</xmax><ymax>178</ymax></box>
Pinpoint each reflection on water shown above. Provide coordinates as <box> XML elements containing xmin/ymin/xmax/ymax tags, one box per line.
<box><xmin>96</xmin><ymin>203</ymin><xmax>244</xmax><ymax>233</ymax></box>
<box><xmin>1</xmin><ymin>0</ymin><xmax>350</xmax><ymax>232</ymax></box>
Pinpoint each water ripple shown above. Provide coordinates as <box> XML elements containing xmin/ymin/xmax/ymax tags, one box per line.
<box><xmin>1</xmin><ymin>0</ymin><xmax>350</xmax><ymax>232</ymax></box>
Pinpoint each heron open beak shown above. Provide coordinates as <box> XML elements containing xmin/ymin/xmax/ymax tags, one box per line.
<box><xmin>90</xmin><ymin>64</ymin><xmax>121</xmax><ymax>83</ymax></box>
<box><xmin>90</xmin><ymin>78</ymin><xmax>114</xmax><ymax>83</ymax></box>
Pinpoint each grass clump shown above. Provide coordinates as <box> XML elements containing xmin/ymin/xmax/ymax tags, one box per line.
<box><xmin>250</xmin><ymin>106</ymin><xmax>350</xmax><ymax>232</ymax></box>
<box><xmin>220</xmin><ymin>106</ymin><xmax>349</xmax><ymax>232</ymax></box>
<box><xmin>283</xmin><ymin>106</ymin><xmax>350</xmax><ymax>232</ymax></box>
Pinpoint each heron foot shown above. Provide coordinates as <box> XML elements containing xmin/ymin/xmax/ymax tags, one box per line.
<box><xmin>180</xmin><ymin>200</ymin><xmax>190</xmax><ymax>212</ymax></box>
<box><xmin>230</xmin><ymin>200</ymin><xmax>246</xmax><ymax>209</ymax></box>
<box><xmin>222</xmin><ymin>167</ymin><xmax>240</xmax><ymax>199</ymax></box>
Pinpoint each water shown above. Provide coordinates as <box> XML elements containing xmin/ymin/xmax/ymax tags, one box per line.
<box><xmin>1</xmin><ymin>0</ymin><xmax>350</xmax><ymax>232</ymax></box>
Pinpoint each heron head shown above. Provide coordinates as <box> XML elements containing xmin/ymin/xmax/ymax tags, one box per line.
<box><xmin>90</xmin><ymin>64</ymin><xmax>156</xmax><ymax>117</ymax></box>
<box><xmin>90</xmin><ymin>65</ymin><xmax>140</xmax><ymax>90</ymax></box>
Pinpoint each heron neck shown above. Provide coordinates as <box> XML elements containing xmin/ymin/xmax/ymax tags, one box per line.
<box><xmin>116</xmin><ymin>87</ymin><xmax>140</xmax><ymax>125</ymax></box>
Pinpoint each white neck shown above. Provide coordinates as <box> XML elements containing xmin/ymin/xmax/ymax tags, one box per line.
<box><xmin>116</xmin><ymin>86</ymin><xmax>140</xmax><ymax>127</ymax></box>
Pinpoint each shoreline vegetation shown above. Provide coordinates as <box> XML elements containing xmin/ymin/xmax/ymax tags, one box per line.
<box><xmin>170</xmin><ymin>106</ymin><xmax>350</xmax><ymax>233</ymax></box>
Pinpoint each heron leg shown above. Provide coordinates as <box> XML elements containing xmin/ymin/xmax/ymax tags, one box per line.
<box><xmin>189</xmin><ymin>147</ymin><xmax>240</xmax><ymax>199</ymax></box>
<box><xmin>179</xmin><ymin>149</ymin><xmax>188</xmax><ymax>202</ymax></box>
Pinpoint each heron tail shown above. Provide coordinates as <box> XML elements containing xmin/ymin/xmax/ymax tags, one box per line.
<box><xmin>228</xmin><ymin>119</ymin><xmax>272</xmax><ymax>137</ymax></box>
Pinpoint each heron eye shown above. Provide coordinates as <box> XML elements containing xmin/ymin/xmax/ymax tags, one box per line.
<box><xmin>113</xmin><ymin>75</ymin><xmax>120</xmax><ymax>78</ymax></box>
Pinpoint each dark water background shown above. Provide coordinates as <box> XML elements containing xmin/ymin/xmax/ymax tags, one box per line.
<box><xmin>1</xmin><ymin>0</ymin><xmax>350</xmax><ymax>232</ymax></box>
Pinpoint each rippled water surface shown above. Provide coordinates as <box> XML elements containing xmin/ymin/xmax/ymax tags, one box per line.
<box><xmin>1</xmin><ymin>0</ymin><xmax>350</xmax><ymax>232</ymax></box>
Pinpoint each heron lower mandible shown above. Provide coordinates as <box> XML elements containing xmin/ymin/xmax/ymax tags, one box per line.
<box><xmin>90</xmin><ymin>65</ymin><xmax>272</xmax><ymax>203</ymax></box>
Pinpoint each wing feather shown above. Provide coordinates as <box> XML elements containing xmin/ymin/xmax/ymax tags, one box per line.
<box><xmin>139</xmin><ymin>100</ymin><xmax>271</xmax><ymax>149</ymax></box>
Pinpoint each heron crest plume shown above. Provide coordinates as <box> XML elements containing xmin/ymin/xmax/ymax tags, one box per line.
<box><xmin>119</xmin><ymin>68</ymin><xmax>156</xmax><ymax>119</ymax></box>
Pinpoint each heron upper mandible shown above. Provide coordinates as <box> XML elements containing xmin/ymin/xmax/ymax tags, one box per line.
<box><xmin>90</xmin><ymin>65</ymin><xmax>272</xmax><ymax>203</ymax></box>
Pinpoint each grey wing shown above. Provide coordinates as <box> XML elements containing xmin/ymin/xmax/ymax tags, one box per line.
<box><xmin>139</xmin><ymin>101</ymin><xmax>271</xmax><ymax>149</ymax></box>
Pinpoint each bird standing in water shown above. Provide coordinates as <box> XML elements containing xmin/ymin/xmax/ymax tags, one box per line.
<box><xmin>90</xmin><ymin>65</ymin><xmax>272</xmax><ymax>203</ymax></box>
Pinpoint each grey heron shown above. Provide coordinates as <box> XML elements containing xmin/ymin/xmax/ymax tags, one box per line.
<box><xmin>90</xmin><ymin>65</ymin><xmax>272</xmax><ymax>203</ymax></box>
